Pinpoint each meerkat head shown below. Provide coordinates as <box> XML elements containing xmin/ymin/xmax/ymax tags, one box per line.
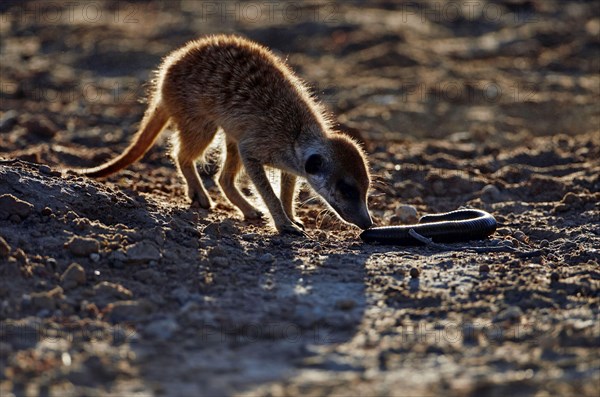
<box><xmin>302</xmin><ymin>134</ymin><xmax>373</xmax><ymax>230</ymax></box>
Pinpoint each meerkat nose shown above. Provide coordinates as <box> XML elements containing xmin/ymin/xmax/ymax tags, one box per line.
<box><xmin>358</xmin><ymin>212</ymin><xmax>373</xmax><ymax>230</ymax></box>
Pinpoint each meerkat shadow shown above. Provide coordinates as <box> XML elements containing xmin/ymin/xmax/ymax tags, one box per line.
<box><xmin>156</xmin><ymin>226</ymin><xmax>369</xmax><ymax>392</ymax></box>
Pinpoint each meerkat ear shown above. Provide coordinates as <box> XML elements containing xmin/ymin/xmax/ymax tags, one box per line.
<box><xmin>305</xmin><ymin>154</ymin><xmax>324</xmax><ymax>175</ymax></box>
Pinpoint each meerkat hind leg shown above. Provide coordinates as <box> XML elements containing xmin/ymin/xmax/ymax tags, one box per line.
<box><xmin>218</xmin><ymin>140</ymin><xmax>263</xmax><ymax>220</ymax></box>
<box><xmin>173</xmin><ymin>120</ymin><xmax>217</xmax><ymax>209</ymax></box>
<box><xmin>280</xmin><ymin>172</ymin><xmax>304</xmax><ymax>229</ymax></box>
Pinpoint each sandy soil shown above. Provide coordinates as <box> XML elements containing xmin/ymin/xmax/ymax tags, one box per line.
<box><xmin>1</xmin><ymin>1</ymin><xmax>599</xmax><ymax>396</ymax></box>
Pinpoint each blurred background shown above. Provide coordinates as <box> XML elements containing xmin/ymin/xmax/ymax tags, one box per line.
<box><xmin>1</xmin><ymin>0</ymin><xmax>598</xmax><ymax>159</ymax></box>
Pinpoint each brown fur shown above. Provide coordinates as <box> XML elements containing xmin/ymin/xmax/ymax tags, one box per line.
<box><xmin>77</xmin><ymin>35</ymin><xmax>372</xmax><ymax>234</ymax></box>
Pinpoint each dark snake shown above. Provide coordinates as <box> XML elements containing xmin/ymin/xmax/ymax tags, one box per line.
<box><xmin>360</xmin><ymin>209</ymin><xmax>497</xmax><ymax>245</ymax></box>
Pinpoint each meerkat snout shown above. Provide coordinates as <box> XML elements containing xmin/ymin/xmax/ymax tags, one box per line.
<box><xmin>302</xmin><ymin>134</ymin><xmax>373</xmax><ymax>230</ymax></box>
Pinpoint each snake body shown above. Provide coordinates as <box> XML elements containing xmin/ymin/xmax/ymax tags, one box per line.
<box><xmin>360</xmin><ymin>209</ymin><xmax>497</xmax><ymax>245</ymax></box>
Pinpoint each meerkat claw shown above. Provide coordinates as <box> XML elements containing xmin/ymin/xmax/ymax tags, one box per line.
<box><xmin>279</xmin><ymin>223</ymin><xmax>308</xmax><ymax>237</ymax></box>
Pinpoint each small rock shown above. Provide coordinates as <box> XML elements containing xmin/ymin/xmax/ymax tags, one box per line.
<box><xmin>106</xmin><ymin>300</ymin><xmax>153</xmax><ymax>323</ymax></box>
<box><xmin>410</xmin><ymin>267</ymin><xmax>420</xmax><ymax>278</ymax></box>
<box><xmin>38</xmin><ymin>164</ymin><xmax>59</xmax><ymax>176</ymax></box>
<box><xmin>202</xmin><ymin>223</ymin><xmax>221</xmax><ymax>238</ymax></box>
<box><xmin>38</xmin><ymin>164</ymin><xmax>51</xmax><ymax>174</ymax></box>
<box><xmin>561</xmin><ymin>192</ymin><xmax>581</xmax><ymax>206</ymax></box>
<box><xmin>540</xmin><ymin>239</ymin><xmax>549</xmax><ymax>248</ymax></box>
<box><xmin>90</xmin><ymin>253</ymin><xmax>100</xmax><ymax>262</ymax></box>
<box><xmin>0</xmin><ymin>194</ymin><xmax>34</xmax><ymax>220</ymax></box>
<box><xmin>0</xmin><ymin>110</ymin><xmax>18</xmax><ymax>133</ymax></box>
<box><xmin>259</xmin><ymin>253</ymin><xmax>275</xmax><ymax>263</ymax></box>
<box><xmin>481</xmin><ymin>184</ymin><xmax>501</xmax><ymax>202</ymax></box>
<box><xmin>210</xmin><ymin>256</ymin><xmax>229</xmax><ymax>268</ymax></box>
<box><xmin>335</xmin><ymin>299</ymin><xmax>356</xmax><ymax>310</ymax></box>
<box><xmin>93</xmin><ymin>281</ymin><xmax>133</xmax><ymax>300</ymax></box>
<box><xmin>65</xmin><ymin>236</ymin><xmax>99</xmax><ymax>256</ymax></box>
<box><xmin>124</xmin><ymin>241</ymin><xmax>161</xmax><ymax>264</ymax></box>
<box><xmin>495</xmin><ymin>306</ymin><xmax>523</xmax><ymax>322</ymax></box>
<box><xmin>60</xmin><ymin>263</ymin><xmax>86</xmax><ymax>289</ymax></box>
<box><xmin>22</xmin><ymin>114</ymin><xmax>58</xmax><ymax>138</ymax></box>
<box><xmin>41</xmin><ymin>207</ymin><xmax>53</xmax><ymax>216</ymax></box>
<box><xmin>550</xmin><ymin>272</ymin><xmax>560</xmax><ymax>283</ymax></box>
<box><xmin>479</xmin><ymin>264</ymin><xmax>490</xmax><ymax>273</ymax></box>
<box><xmin>30</xmin><ymin>286</ymin><xmax>64</xmax><ymax>311</ymax></box>
<box><xmin>501</xmin><ymin>239</ymin><xmax>515</xmax><ymax>247</ymax></box>
<box><xmin>395</xmin><ymin>205</ymin><xmax>418</xmax><ymax>223</ymax></box>
<box><xmin>144</xmin><ymin>317</ymin><xmax>179</xmax><ymax>340</ymax></box>
<box><xmin>0</xmin><ymin>236</ymin><xmax>10</xmax><ymax>257</ymax></box>
<box><xmin>13</xmin><ymin>248</ymin><xmax>27</xmax><ymax>264</ymax></box>
<box><xmin>513</xmin><ymin>231</ymin><xmax>528</xmax><ymax>244</ymax></box>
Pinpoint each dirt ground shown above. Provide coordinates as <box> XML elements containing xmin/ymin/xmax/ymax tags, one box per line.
<box><xmin>1</xmin><ymin>1</ymin><xmax>599</xmax><ymax>396</ymax></box>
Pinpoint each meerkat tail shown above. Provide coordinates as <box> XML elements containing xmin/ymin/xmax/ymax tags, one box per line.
<box><xmin>78</xmin><ymin>102</ymin><xmax>169</xmax><ymax>178</ymax></box>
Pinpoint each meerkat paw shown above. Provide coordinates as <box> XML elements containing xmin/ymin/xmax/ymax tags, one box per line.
<box><xmin>278</xmin><ymin>223</ymin><xmax>308</xmax><ymax>237</ymax></box>
<box><xmin>243</xmin><ymin>209</ymin><xmax>263</xmax><ymax>220</ymax></box>
<box><xmin>292</xmin><ymin>219</ymin><xmax>305</xmax><ymax>230</ymax></box>
<box><xmin>189</xmin><ymin>191</ymin><xmax>212</xmax><ymax>209</ymax></box>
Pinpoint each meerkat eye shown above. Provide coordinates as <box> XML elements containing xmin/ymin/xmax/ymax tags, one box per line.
<box><xmin>337</xmin><ymin>180</ymin><xmax>359</xmax><ymax>200</ymax></box>
<box><xmin>305</xmin><ymin>154</ymin><xmax>324</xmax><ymax>175</ymax></box>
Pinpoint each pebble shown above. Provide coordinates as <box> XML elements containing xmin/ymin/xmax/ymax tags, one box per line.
<box><xmin>0</xmin><ymin>236</ymin><xmax>10</xmax><ymax>257</ymax></box>
<box><xmin>540</xmin><ymin>239</ymin><xmax>549</xmax><ymax>248</ymax></box>
<box><xmin>37</xmin><ymin>164</ymin><xmax>61</xmax><ymax>176</ymax></box>
<box><xmin>94</xmin><ymin>281</ymin><xmax>133</xmax><ymax>299</ymax></box>
<box><xmin>495</xmin><ymin>306</ymin><xmax>523</xmax><ymax>322</ymax></box>
<box><xmin>0</xmin><ymin>194</ymin><xmax>34</xmax><ymax>220</ymax></box>
<box><xmin>335</xmin><ymin>299</ymin><xmax>356</xmax><ymax>310</ymax></box>
<box><xmin>124</xmin><ymin>241</ymin><xmax>161</xmax><ymax>263</ymax></box>
<box><xmin>241</xmin><ymin>233</ymin><xmax>258</xmax><ymax>241</ymax></box>
<box><xmin>65</xmin><ymin>236</ymin><xmax>99</xmax><ymax>256</ymax></box>
<box><xmin>395</xmin><ymin>205</ymin><xmax>418</xmax><ymax>223</ymax></box>
<box><xmin>501</xmin><ymin>239</ymin><xmax>515</xmax><ymax>247</ymax></box>
<box><xmin>90</xmin><ymin>253</ymin><xmax>100</xmax><ymax>262</ymax></box>
<box><xmin>550</xmin><ymin>272</ymin><xmax>560</xmax><ymax>283</ymax></box>
<box><xmin>41</xmin><ymin>207</ymin><xmax>53</xmax><ymax>216</ymax></box>
<box><xmin>202</xmin><ymin>223</ymin><xmax>221</xmax><ymax>238</ymax></box>
<box><xmin>561</xmin><ymin>192</ymin><xmax>581</xmax><ymax>206</ymax></box>
<box><xmin>106</xmin><ymin>300</ymin><xmax>153</xmax><ymax>323</ymax></box>
<box><xmin>22</xmin><ymin>114</ymin><xmax>58</xmax><ymax>138</ymax></box>
<box><xmin>479</xmin><ymin>264</ymin><xmax>490</xmax><ymax>273</ymax></box>
<box><xmin>410</xmin><ymin>267</ymin><xmax>420</xmax><ymax>278</ymax></box>
<box><xmin>60</xmin><ymin>263</ymin><xmax>86</xmax><ymax>289</ymax></box>
<box><xmin>210</xmin><ymin>256</ymin><xmax>229</xmax><ymax>268</ymax></box>
<box><xmin>30</xmin><ymin>286</ymin><xmax>64</xmax><ymax>311</ymax></box>
<box><xmin>513</xmin><ymin>231</ymin><xmax>528</xmax><ymax>244</ymax></box>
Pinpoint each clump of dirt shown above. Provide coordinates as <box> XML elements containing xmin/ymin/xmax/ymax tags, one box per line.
<box><xmin>1</xmin><ymin>1</ymin><xmax>599</xmax><ymax>396</ymax></box>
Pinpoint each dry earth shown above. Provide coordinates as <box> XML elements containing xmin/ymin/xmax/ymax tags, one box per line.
<box><xmin>1</xmin><ymin>1</ymin><xmax>599</xmax><ymax>396</ymax></box>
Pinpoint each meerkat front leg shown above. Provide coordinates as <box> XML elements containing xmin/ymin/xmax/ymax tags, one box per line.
<box><xmin>280</xmin><ymin>172</ymin><xmax>304</xmax><ymax>229</ymax></box>
<box><xmin>239</xmin><ymin>152</ymin><xmax>306</xmax><ymax>236</ymax></box>
<box><xmin>219</xmin><ymin>139</ymin><xmax>263</xmax><ymax>220</ymax></box>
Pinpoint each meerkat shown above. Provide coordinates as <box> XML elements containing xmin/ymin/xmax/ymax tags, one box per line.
<box><xmin>77</xmin><ymin>35</ymin><xmax>372</xmax><ymax>235</ymax></box>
